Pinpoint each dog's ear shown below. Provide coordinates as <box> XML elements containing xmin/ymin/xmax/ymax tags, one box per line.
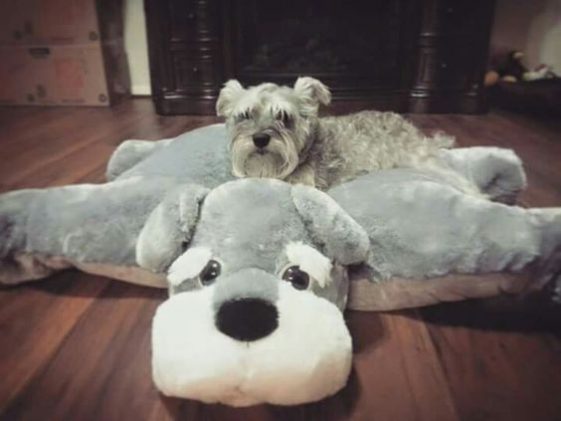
<box><xmin>291</xmin><ymin>184</ymin><xmax>369</xmax><ymax>265</ymax></box>
<box><xmin>216</xmin><ymin>80</ymin><xmax>245</xmax><ymax>117</ymax></box>
<box><xmin>294</xmin><ymin>77</ymin><xmax>332</xmax><ymax>110</ymax></box>
<box><xmin>136</xmin><ymin>184</ymin><xmax>210</xmax><ymax>272</ymax></box>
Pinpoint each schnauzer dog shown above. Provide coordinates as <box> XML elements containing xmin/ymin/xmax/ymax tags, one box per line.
<box><xmin>217</xmin><ymin>77</ymin><xmax>458</xmax><ymax>190</ymax></box>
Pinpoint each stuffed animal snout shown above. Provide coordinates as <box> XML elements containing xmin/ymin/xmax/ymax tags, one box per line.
<box><xmin>152</xmin><ymin>269</ymin><xmax>353</xmax><ymax>406</ymax></box>
<box><xmin>213</xmin><ymin>269</ymin><xmax>279</xmax><ymax>342</ymax></box>
<box><xmin>136</xmin><ymin>179</ymin><xmax>370</xmax><ymax>406</ymax></box>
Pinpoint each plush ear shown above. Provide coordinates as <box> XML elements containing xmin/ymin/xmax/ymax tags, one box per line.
<box><xmin>136</xmin><ymin>184</ymin><xmax>209</xmax><ymax>273</ymax></box>
<box><xmin>216</xmin><ymin>80</ymin><xmax>245</xmax><ymax>117</ymax></box>
<box><xmin>291</xmin><ymin>184</ymin><xmax>369</xmax><ymax>265</ymax></box>
<box><xmin>293</xmin><ymin>77</ymin><xmax>332</xmax><ymax>110</ymax></box>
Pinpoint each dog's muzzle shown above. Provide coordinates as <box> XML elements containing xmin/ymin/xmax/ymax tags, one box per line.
<box><xmin>230</xmin><ymin>132</ymin><xmax>298</xmax><ymax>180</ymax></box>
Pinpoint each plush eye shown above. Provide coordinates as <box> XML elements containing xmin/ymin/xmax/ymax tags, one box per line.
<box><xmin>282</xmin><ymin>265</ymin><xmax>310</xmax><ymax>290</ymax></box>
<box><xmin>275</xmin><ymin>110</ymin><xmax>291</xmax><ymax>125</ymax></box>
<box><xmin>199</xmin><ymin>260</ymin><xmax>221</xmax><ymax>285</ymax></box>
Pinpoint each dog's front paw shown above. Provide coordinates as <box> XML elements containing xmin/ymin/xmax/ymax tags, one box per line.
<box><xmin>285</xmin><ymin>165</ymin><xmax>318</xmax><ymax>188</ymax></box>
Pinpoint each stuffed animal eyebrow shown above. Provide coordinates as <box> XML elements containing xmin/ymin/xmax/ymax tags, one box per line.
<box><xmin>285</xmin><ymin>242</ymin><xmax>332</xmax><ymax>287</ymax></box>
<box><xmin>167</xmin><ymin>247</ymin><xmax>212</xmax><ymax>286</ymax></box>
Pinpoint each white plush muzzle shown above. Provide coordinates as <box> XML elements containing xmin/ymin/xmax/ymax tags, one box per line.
<box><xmin>152</xmin><ymin>282</ymin><xmax>352</xmax><ymax>406</ymax></box>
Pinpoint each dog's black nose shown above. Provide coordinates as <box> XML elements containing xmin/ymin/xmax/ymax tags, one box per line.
<box><xmin>215</xmin><ymin>298</ymin><xmax>278</xmax><ymax>341</ymax></box>
<box><xmin>252</xmin><ymin>133</ymin><xmax>271</xmax><ymax>148</ymax></box>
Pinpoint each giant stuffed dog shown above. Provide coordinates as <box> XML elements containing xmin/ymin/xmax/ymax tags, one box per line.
<box><xmin>1</xmin><ymin>124</ymin><xmax>560</xmax><ymax>406</ymax></box>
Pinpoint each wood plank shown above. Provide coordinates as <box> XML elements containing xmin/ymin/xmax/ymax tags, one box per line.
<box><xmin>0</xmin><ymin>272</ymin><xmax>109</xmax><ymax>411</ymax></box>
<box><xmin>1</xmin><ymin>280</ymin><xmax>165</xmax><ymax>420</ymax></box>
<box><xmin>344</xmin><ymin>311</ymin><xmax>459</xmax><ymax>421</ymax></box>
<box><xmin>421</xmin><ymin>299</ymin><xmax>561</xmax><ymax>421</ymax></box>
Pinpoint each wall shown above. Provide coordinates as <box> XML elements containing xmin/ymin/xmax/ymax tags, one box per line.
<box><xmin>491</xmin><ymin>0</ymin><xmax>561</xmax><ymax>73</ymax></box>
<box><xmin>124</xmin><ymin>0</ymin><xmax>151</xmax><ymax>95</ymax></box>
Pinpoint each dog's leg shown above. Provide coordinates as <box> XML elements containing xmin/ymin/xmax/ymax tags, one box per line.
<box><xmin>440</xmin><ymin>147</ymin><xmax>527</xmax><ymax>204</ymax></box>
<box><xmin>106</xmin><ymin>138</ymin><xmax>174</xmax><ymax>181</ymax></box>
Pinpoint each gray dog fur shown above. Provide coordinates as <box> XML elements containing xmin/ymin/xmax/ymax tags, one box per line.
<box><xmin>216</xmin><ymin>77</ymin><xmax>476</xmax><ymax>192</ymax></box>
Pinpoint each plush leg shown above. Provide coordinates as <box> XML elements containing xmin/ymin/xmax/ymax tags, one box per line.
<box><xmin>106</xmin><ymin>138</ymin><xmax>174</xmax><ymax>181</ymax></box>
<box><xmin>440</xmin><ymin>147</ymin><xmax>527</xmax><ymax>204</ymax></box>
<box><xmin>0</xmin><ymin>178</ymin><xmax>179</xmax><ymax>287</ymax></box>
<box><xmin>530</xmin><ymin>208</ymin><xmax>561</xmax><ymax>300</ymax></box>
<box><xmin>331</xmin><ymin>171</ymin><xmax>561</xmax><ymax>295</ymax></box>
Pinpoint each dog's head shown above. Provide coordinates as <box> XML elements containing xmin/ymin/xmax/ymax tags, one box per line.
<box><xmin>216</xmin><ymin>77</ymin><xmax>331</xmax><ymax>180</ymax></box>
<box><xmin>136</xmin><ymin>179</ymin><xmax>368</xmax><ymax>406</ymax></box>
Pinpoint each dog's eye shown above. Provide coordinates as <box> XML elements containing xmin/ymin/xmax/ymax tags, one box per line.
<box><xmin>275</xmin><ymin>110</ymin><xmax>291</xmax><ymax>125</ymax></box>
<box><xmin>199</xmin><ymin>260</ymin><xmax>221</xmax><ymax>286</ymax></box>
<box><xmin>282</xmin><ymin>265</ymin><xmax>310</xmax><ymax>290</ymax></box>
<box><xmin>237</xmin><ymin>110</ymin><xmax>251</xmax><ymax>121</ymax></box>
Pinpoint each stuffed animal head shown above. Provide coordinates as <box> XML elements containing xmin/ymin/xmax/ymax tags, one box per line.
<box><xmin>136</xmin><ymin>178</ymin><xmax>369</xmax><ymax>406</ymax></box>
<box><xmin>215</xmin><ymin>77</ymin><xmax>331</xmax><ymax>181</ymax></box>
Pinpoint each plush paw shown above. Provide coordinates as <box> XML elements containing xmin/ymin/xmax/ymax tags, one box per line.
<box><xmin>0</xmin><ymin>190</ymin><xmax>33</xmax><ymax>259</ymax></box>
<box><xmin>441</xmin><ymin>147</ymin><xmax>527</xmax><ymax>204</ymax></box>
<box><xmin>0</xmin><ymin>191</ymin><xmax>34</xmax><ymax>284</ymax></box>
<box><xmin>531</xmin><ymin>208</ymin><xmax>561</xmax><ymax>299</ymax></box>
<box><xmin>106</xmin><ymin>139</ymin><xmax>172</xmax><ymax>181</ymax></box>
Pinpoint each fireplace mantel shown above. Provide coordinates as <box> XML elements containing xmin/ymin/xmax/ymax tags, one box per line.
<box><xmin>145</xmin><ymin>0</ymin><xmax>495</xmax><ymax>115</ymax></box>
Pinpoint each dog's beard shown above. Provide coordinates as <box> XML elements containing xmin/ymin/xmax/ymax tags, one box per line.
<box><xmin>231</xmin><ymin>135</ymin><xmax>299</xmax><ymax>180</ymax></box>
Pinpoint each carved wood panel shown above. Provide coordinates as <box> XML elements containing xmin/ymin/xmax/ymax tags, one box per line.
<box><xmin>145</xmin><ymin>0</ymin><xmax>495</xmax><ymax>115</ymax></box>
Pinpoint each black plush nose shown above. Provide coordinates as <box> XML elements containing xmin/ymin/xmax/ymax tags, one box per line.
<box><xmin>215</xmin><ymin>298</ymin><xmax>278</xmax><ymax>341</ymax></box>
<box><xmin>252</xmin><ymin>133</ymin><xmax>271</xmax><ymax>148</ymax></box>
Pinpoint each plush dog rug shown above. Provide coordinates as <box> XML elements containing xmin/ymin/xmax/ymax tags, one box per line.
<box><xmin>1</xmin><ymin>123</ymin><xmax>560</xmax><ymax>405</ymax></box>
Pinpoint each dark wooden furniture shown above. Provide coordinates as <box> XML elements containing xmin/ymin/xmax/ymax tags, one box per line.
<box><xmin>490</xmin><ymin>79</ymin><xmax>561</xmax><ymax>116</ymax></box>
<box><xmin>145</xmin><ymin>0</ymin><xmax>495</xmax><ymax>115</ymax></box>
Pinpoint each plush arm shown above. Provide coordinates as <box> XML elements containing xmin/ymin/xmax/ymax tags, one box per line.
<box><xmin>330</xmin><ymin>170</ymin><xmax>561</xmax><ymax>309</ymax></box>
<box><xmin>439</xmin><ymin>147</ymin><xmax>527</xmax><ymax>204</ymax></box>
<box><xmin>0</xmin><ymin>177</ymin><xmax>181</xmax><ymax>287</ymax></box>
<box><xmin>106</xmin><ymin>138</ymin><xmax>174</xmax><ymax>181</ymax></box>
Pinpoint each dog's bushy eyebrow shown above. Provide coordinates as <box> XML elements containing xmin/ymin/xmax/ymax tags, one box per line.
<box><xmin>233</xmin><ymin>107</ymin><xmax>253</xmax><ymax>120</ymax></box>
<box><xmin>268</xmin><ymin>104</ymin><xmax>294</xmax><ymax>120</ymax></box>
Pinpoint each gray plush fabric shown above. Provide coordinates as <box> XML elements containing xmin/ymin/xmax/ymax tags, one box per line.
<box><xmin>0</xmin><ymin>177</ymin><xmax>180</xmax><ymax>285</ymax></box>
<box><xmin>136</xmin><ymin>183</ymin><xmax>210</xmax><ymax>272</ymax></box>
<box><xmin>439</xmin><ymin>147</ymin><xmax>527</xmax><ymax>204</ymax></box>
<box><xmin>1</xmin><ymin>123</ymin><xmax>560</xmax><ymax>308</ymax></box>
<box><xmin>330</xmin><ymin>169</ymin><xmax>561</xmax><ymax>284</ymax></box>
<box><xmin>116</xmin><ymin>124</ymin><xmax>233</xmax><ymax>188</ymax></box>
<box><xmin>1</xmin><ymin>178</ymin><xmax>176</xmax><ymax>264</ymax></box>
<box><xmin>137</xmin><ymin>179</ymin><xmax>356</xmax><ymax>310</ymax></box>
<box><xmin>106</xmin><ymin>138</ymin><xmax>174</xmax><ymax>181</ymax></box>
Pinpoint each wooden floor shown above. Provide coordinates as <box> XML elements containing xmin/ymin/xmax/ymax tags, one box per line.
<box><xmin>0</xmin><ymin>99</ymin><xmax>560</xmax><ymax>421</ymax></box>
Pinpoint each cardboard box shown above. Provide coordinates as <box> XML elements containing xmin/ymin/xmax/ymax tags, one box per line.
<box><xmin>0</xmin><ymin>0</ymin><xmax>123</xmax><ymax>46</ymax></box>
<box><xmin>0</xmin><ymin>41</ymin><xmax>130</xmax><ymax>106</ymax></box>
<box><xmin>0</xmin><ymin>0</ymin><xmax>33</xmax><ymax>45</ymax></box>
